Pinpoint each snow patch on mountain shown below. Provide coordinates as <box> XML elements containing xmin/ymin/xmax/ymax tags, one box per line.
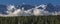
<box><xmin>0</xmin><ymin>4</ymin><xmax>60</xmax><ymax>16</ymax></box>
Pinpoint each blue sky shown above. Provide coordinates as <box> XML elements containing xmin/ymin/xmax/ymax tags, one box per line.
<box><xmin>0</xmin><ymin>0</ymin><xmax>60</xmax><ymax>5</ymax></box>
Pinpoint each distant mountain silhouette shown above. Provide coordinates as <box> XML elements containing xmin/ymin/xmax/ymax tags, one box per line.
<box><xmin>45</xmin><ymin>3</ymin><xmax>55</xmax><ymax>12</ymax></box>
<box><xmin>45</xmin><ymin>3</ymin><xmax>60</xmax><ymax>12</ymax></box>
<box><xmin>0</xmin><ymin>5</ymin><xmax>7</xmax><ymax>14</ymax></box>
<box><xmin>0</xmin><ymin>3</ymin><xmax>60</xmax><ymax>15</ymax></box>
<box><xmin>17</xmin><ymin>4</ymin><xmax>35</xmax><ymax>10</ymax></box>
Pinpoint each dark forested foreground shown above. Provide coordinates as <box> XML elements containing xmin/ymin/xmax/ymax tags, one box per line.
<box><xmin>0</xmin><ymin>15</ymin><xmax>60</xmax><ymax>24</ymax></box>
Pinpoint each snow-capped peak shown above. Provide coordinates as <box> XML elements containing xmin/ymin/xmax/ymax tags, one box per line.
<box><xmin>0</xmin><ymin>4</ymin><xmax>60</xmax><ymax>16</ymax></box>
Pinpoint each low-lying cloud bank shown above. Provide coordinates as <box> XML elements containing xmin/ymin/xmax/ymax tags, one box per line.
<box><xmin>0</xmin><ymin>4</ymin><xmax>60</xmax><ymax>16</ymax></box>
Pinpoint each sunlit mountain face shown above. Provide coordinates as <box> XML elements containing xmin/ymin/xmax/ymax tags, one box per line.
<box><xmin>0</xmin><ymin>3</ymin><xmax>60</xmax><ymax>16</ymax></box>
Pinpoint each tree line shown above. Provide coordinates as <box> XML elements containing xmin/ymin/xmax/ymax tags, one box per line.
<box><xmin>0</xmin><ymin>15</ymin><xmax>60</xmax><ymax>24</ymax></box>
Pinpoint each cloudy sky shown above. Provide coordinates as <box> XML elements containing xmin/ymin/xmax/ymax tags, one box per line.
<box><xmin>0</xmin><ymin>0</ymin><xmax>60</xmax><ymax>5</ymax></box>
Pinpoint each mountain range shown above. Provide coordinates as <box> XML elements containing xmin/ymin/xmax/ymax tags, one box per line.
<box><xmin>0</xmin><ymin>3</ymin><xmax>60</xmax><ymax>16</ymax></box>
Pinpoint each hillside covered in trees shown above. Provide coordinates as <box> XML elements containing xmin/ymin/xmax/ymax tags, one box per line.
<box><xmin>0</xmin><ymin>15</ymin><xmax>60</xmax><ymax>24</ymax></box>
